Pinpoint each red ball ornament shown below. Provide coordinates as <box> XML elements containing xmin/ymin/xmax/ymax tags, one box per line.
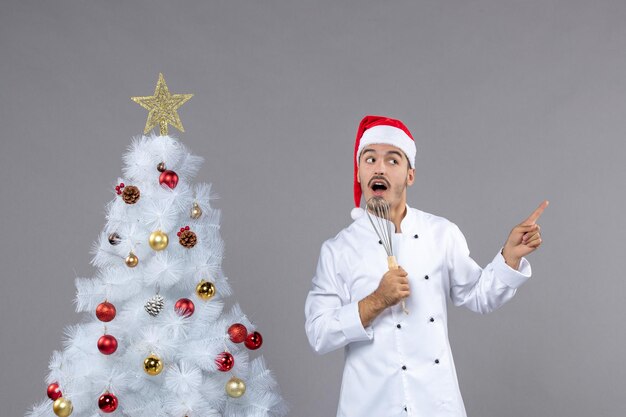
<box><xmin>47</xmin><ymin>382</ymin><xmax>62</xmax><ymax>400</ymax></box>
<box><xmin>215</xmin><ymin>351</ymin><xmax>235</xmax><ymax>372</ymax></box>
<box><xmin>96</xmin><ymin>301</ymin><xmax>116</xmax><ymax>322</ymax></box>
<box><xmin>98</xmin><ymin>392</ymin><xmax>118</xmax><ymax>413</ymax></box>
<box><xmin>244</xmin><ymin>331</ymin><xmax>263</xmax><ymax>350</ymax></box>
<box><xmin>174</xmin><ymin>298</ymin><xmax>195</xmax><ymax>317</ymax></box>
<box><xmin>97</xmin><ymin>334</ymin><xmax>118</xmax><ymax>355</ymax></box>
<box><xmin>228</xmin><ymin>323</ymin><xmax>248</xmax><ymax>343</ymax></box>
<box><xmin>159</xmin><ymin>170</ymin><xmax>179</xmax><ymax>189</ymax></box>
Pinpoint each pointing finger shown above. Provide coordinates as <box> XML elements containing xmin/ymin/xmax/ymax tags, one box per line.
<box><xmin>523</xmin><ymin>200</ymin><xmax>549</xmax><ymax>225</ymax></box>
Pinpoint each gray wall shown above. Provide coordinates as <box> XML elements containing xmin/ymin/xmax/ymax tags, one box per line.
<box><xmin>1</xmin><ymin>1</ymin><xmax>624</xmax><ymax>416</ymax></box>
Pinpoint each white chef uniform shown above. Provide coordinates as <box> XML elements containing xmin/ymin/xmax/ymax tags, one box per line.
<box><xmin>305</xmin><ymin>206</ymin><xmax>532</xmax><ymax>417</ymax></box>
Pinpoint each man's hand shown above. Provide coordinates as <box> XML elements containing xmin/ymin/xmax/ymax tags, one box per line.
<box><xmin>359</xmin><ymin>267</ymin><xmax>410</xmax><ymax>327</ymax></box>
<box><xmin>502</xmin><ymin>200</ymin><xmax>549</xmax><ymax>270</ymax></box>
<box><xmin>374</xmin><ymin>267</ymin><xmax>410</xmax><ymax>308</ymax></box>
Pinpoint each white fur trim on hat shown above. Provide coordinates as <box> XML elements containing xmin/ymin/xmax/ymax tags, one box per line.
<box><xmin>356</xmin><ymin>125</ymin><xmax>416</xmax><ymax>168</ymax></box>
<box><xmin>350</xmin><ymin>207</ymin><xmax>365</xmax><ymax>220</ymax></box>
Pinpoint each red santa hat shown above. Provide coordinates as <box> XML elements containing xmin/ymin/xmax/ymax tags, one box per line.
<box><xmin>352</xmin><ymin>115</ymin><xmax>416</xmax><ymax>219</ymax></box>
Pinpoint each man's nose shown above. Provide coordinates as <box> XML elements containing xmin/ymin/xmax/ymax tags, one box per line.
<box><xmin>374</xmin><ymin>159</ymin><xmax>386</xmax><ymax>174</ymax></box>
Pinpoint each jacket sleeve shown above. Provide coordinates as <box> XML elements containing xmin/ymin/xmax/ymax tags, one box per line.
<box><xmin>305</xmin><ymin>241</ymin><xmax>374</xmax><ymax>355</ymax></box>
<box><xmin>446</xmin><ymin>222</ymin><xmax>532</xmax><ymax>314</ymax></box>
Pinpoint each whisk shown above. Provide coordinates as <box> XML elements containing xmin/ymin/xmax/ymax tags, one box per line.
<box><xmin>366</xmin><ymin>197</ymin><xmax>409</xmax><ymax>315</ymax></box>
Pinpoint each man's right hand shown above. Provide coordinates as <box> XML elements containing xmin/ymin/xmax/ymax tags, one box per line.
<box><xmin>359</xmin><ymin>266</ymin><xmax>410</xmax><ymax>327</ymax></box>
<box><xmin>373</xmin><ymin>266</ymin><xmax>410</xmax><ymax>307</ymax></box>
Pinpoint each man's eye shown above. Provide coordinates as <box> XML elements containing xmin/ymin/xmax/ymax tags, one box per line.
<box><xmin>389</xmin><ymin>159</ymin><xmax>398</xmax><ymax>165</ymax></box>
<box><xmin>366</xmin><ymin>157</ymin><xmax>375</xmax><ymax>163</ymax></box>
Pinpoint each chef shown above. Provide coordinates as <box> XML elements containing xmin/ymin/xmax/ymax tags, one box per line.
<box><xmin>304</xmin><ymin>115</ymin><xmax>547</xmax><ymax>417</ymax></box>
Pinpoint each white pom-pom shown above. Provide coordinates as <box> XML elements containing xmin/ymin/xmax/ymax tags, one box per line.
<box><xmin>351</xmin><ymin>207</ymin><xmax>365</xmax><ymax>220</ymax></box>
<box><xmin>165</xmin><ymin>362</ymin><xmax>203</xmax><ymax>395</ymax></box>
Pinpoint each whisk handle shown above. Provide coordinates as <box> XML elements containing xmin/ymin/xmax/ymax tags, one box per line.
<box><xmin>386</xmin><ymin>256</ymin><xmax>409</xmax><ymax>315</ymax></box>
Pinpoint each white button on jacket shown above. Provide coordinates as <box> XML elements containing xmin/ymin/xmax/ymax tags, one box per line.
<box><xmin>305</xmin><ymin>206</ymin><xmax>532</xmax><ymax>417</ymax></box>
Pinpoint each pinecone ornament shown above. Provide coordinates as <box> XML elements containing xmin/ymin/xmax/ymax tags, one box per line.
<box><xmin>144</xmin><ymin>294</ymin><xmax>165</xmax><ymax>317</ymax></box>
<box><xmin>108</xmin><ymin>232</ymin><xmax>121</xmax><ymax>245</ymax></box>
<box><xmin>122</xmin><ymin>185</ymin><xmax>141</xmax><ymax>204</ymax></box>
<box><xmin>177</xmin><ymin>226</ymin><xmax>197</xmax><ymax>248</ymax></box>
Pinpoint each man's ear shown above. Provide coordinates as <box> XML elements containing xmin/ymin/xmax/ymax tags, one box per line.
<box><xmin>356</xmin><ymin>165</ymin><xmax>361</xmax><ymax>184</ymax></box>
<box><xmin>407</xmin><ymin>168</ymin><xmax>415</xmax><ymax>186</ymax></box>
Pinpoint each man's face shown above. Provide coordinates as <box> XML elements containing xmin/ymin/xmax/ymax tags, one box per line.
<box><xmin>357</xmin><ymin>143</ymin><xmax>415</xmax><ymax>210</ymax></box>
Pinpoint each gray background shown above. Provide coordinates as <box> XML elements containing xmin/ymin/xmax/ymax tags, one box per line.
<box><xmin>1</xmin><ymin>1</ymin><xmax>624</xmax><ymax>416</ymax></box>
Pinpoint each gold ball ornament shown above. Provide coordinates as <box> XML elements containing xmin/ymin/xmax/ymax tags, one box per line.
<box><xmin>143</xmin><ymin>354</ymin><xmax>163</xmax><ymax>376</ymax></box>
<box><xmin>195</xmin><ymin>280</ymin><xmax>216</xmax><ymax>300</ymax></box>
<box><xmin>190</xmin><ymin>202</ymin><xmax>202</xmax><ymax>219</ymax></box>
<box><xmin>225</xmin><ymin>377</ymin><xmax>246</xmax><ymax>398</ymax></box>
<box><xmin>149</xmin><ymin>230</ymin><xmax>169</xmax><ymax>251</ymax></box>
<box><xmin>125</xmin><ymin>252</ymin><xmax>139</xmax><ymax>267</ymax></box>
<box><xmin>52</xmin><ymin>397</ymin><xmax>73</xmax><ymax>417</ymax></box>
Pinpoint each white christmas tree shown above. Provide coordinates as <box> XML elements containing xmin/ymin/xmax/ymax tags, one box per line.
<box><xmin>26</xmin><ymin>74</ymin><xmax>288</xmax><ymax>417</ymax></box>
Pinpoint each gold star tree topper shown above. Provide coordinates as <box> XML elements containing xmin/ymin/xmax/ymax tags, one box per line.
<box><xmin>131</xmin><ymin>73</ymin><xmax>193</xmax><ymax>135</ymax></box>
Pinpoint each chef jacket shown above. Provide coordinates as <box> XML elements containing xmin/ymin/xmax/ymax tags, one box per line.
<box><xmin>305</xmin><ymin>206</ymin><xmax>532</xmax><ymax>417</ymax></box>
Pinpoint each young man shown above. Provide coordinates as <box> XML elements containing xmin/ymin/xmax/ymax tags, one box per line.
<box><xmin>304</xmin><ymin>115</ymin><xmax>547</xmax><ymax>417</ymax></box>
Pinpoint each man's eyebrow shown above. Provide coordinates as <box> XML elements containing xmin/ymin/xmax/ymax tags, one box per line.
<box><xmin>386</xmin><ymin>150</ymin><xmax>404</xmax><ymax>158</ymax></box>
<box><xmin>361</xmin><ymin>148</ymin><xmax>405</xmax><ymax>159</ymax></box>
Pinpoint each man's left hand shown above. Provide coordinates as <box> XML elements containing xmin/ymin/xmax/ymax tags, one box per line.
<box><xmin>502</xmin><ymin>200</ymin><xmax>549</xmax><ymax>270</ymax></box>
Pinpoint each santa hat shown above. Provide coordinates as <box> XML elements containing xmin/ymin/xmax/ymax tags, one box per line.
<box><xmin>352</xmin><ymin>115</ymin><xmax>416</xmax><ymax>219</ymax></box>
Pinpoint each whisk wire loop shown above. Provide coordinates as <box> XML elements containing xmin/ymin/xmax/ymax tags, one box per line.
<box><xmin>366</xmin><ymin>197</ymin><xmax>394</xmax><ymax>256</ymax></box>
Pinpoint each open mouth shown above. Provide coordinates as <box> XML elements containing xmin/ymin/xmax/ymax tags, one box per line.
<box><xmin>369</xmin><ymin>178</ymin><xmax>389</xmax><ymax>194</ymax></box>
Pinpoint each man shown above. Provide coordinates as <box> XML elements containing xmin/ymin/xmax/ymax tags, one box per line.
<box><xmin>304</xmin><ymin>115</ymin><xmax>547</xmax><ymax>417</ymax></box>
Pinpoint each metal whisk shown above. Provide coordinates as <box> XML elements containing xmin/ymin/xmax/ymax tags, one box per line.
<box><xmin>366</xmin><ymin>197</ymin><xmax>409</xmax><ymax>314</ymax></box>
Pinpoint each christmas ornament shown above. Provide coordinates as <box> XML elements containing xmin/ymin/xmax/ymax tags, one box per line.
<box><xmin>114</xmin><ymin>182</ymin><xmax>125</xmax><ymax>195</ymax></box>
<box><xmin>244</xmin><ymin>331</ymin><xmax>263</xmax><ymax>350</ymax></box>
<box><xmin>174</xmin><ymin>298</ymin><xmax>195</xmax><ymax>317</ymax></box>
<box><xmin>177</xmin><ymin>226</ymin><xmax>197</xmax><ymax>248</ymax></box>
<box><xmin>225</xmin><ymin>377</ymin><xmax>246</xmax><ymax>398</ymax></box>
<box><xmin>108</xmin><ymin>232</ymin><xmax>121</xmax><ymax>245</ymax></box>
<box><xmin>47</xmin><ymin>382</ymin><xmax>62</xmax><ymax>401</ymax></box>
<box><xmin>98</xmin><ymin>392</ymin><xmax>118</xmax><ymax>413</ymax></box>
<box><xmin>159</xmin><ymin>170</ymin><xmax>179</xmax><ymax>189</ymax></box>
<box><xmin>52</xmin><ymin>397</ymin><xmax>73</xmax><ymax>417</ymax></box>
<box><xmin>122</xmin><ymin>185</ymin><xmax>141</xmax><ymax>204</ymax></box>
<box><xmin>149</xmin><ymin>230</ymin><xmax>169</xmax><ymax>251</ymax></box>
<box><xmin>228</xmin><ymin>323</ymin><xmax>248</xmax><ymax>344</ymax></box>
<box><xmin>97</xmin><ymin>334</ymin><xmax>118</xmax><ymax>355</ymax></box>
<box><xmin>131</xmin><ymin>72</ymin><xmax>193</xmax><ymax>135</ymax></box>
<box><xmin>195</xmin><ymin>280</ymin><xmax>216</xmax><ymax>300</ymax></box>
<box><xmin>144</xmin><ymin>294</ymin><xmax>165</xmax><ymax>317</ymax></box>
<box><xmin>143</xmin><ymin>354</ymin><xmax>163</xmax><ymax>376</ymax></box>
<box><xmin>157</xmin><ymin>162</ymin><xmax>166</xmax><ymax>172</ymax></box>
<box><xmin>215</xmin><ymin>351</ymin><xmax>234</xmax><ymax>372</ymax></box>
<box><xmin>96</xmin><ymin>301</ymin><xmax>116</xmax><ymax>322</ymax></box>
<box><xmin>125</xmin><ymin>252</ymin><xmax>139</xmax><ymax>267</ymax></box>
<box><xmin>190</xmin><ymin>202</ymin><xmax>202</xmax><ymax>219</ymax></box>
